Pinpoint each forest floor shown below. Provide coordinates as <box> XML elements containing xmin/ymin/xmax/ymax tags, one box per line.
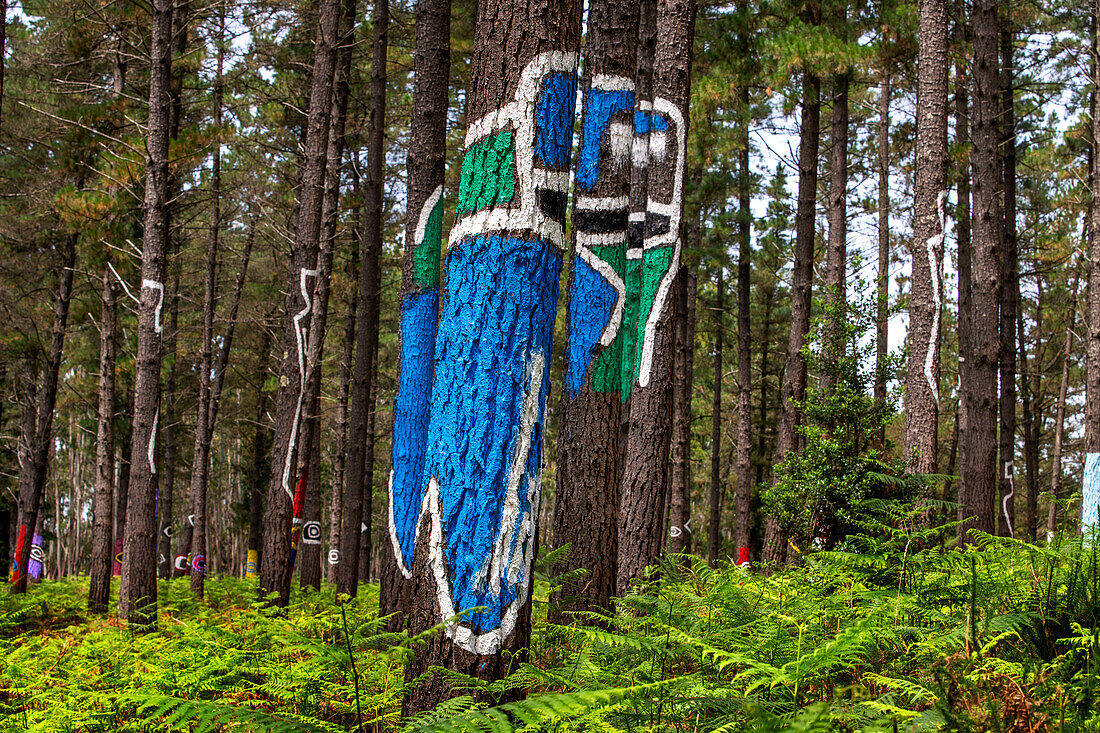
<box><xmin>2</xmin><ymin>527</ymin><xmax>1099</xmax><ymax>732</ymax></box>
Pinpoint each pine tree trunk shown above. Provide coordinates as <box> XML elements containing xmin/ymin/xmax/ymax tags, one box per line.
<box><xmin>764</xmin><ymin>42</ymin><xmax>820</xmax><ymax>566</ymax></box>
<box><xmin>959</xmin><ymin>0</ymin><xmax>1002</xmax><ymax>542</ymax></box>
<box><xmin>327</xmin><ymin>251</ymin><xmax>358</xmax><ymax>585</ymax></box>
<box><xmin>382</xmin><ymin>0</ymin><xmax>449</xmax><ymax>620</ymax></box>
<box><xmin>1084</xmin><ymin>0</ymin><xmax>1100</xmax><ymax>527</ymax></box>
<box><xmin>822</xmin><ymin>64</ymin><xmax>849</xmax><ymax>384</ymax></box>
<box><xmin>246</xmin><ymin>320</ymin><xmax>274</xmax><ymax>578</ymax></box>
<box><xmin>88</xmin><ymin>270</ymin><xmax>118</xmax><ymax>612</ymax></box>
<box><xmin>668</xmin><ymin>268</ymin><xmax>696</xmax><ymax>555</ymax></box>
<box><xmin>1018</xmin><ymin>293</ymin><xmax>1039</xmax><ymax>542</ymax></box>
<box><xmin>338</xmin><ymin>0</ymin><xmax>387</xmax><ymax>598</ymax></box>
<box><xmin>12</xmin><ymin>234</ymin><xmax>75</xmax><ymax>594</ymax></box>
<box><xmin>905</xmin><ymin>0</ymin><xmax>948</xmax><ymax>478</ymax></box>
<box><xmin>551</xmin><ymin>0</ymin><xmax>637</xmax><ymax>619</ymax></box>
<box><xmin>616</xmin><ymin>0</ymin><xmax>696</xmax><ymax>593</ymax></box>
<box><xmin>734</xmin><ymin>84</ymin><xmax>753</xmax><ymax>565</ymax></box>
<box><xmin>260</xmin><ymin>0</ymin><xmax>340</xmax><ymax>606</ymax></box>
<box><xmin>157</xmin><ymin>263</ymin><xmax>179</xmax><ymax>581</ymax></box>
<box><xmin>402</xmin><ymin>0</ymin><xmax>583</xmax><ymax>710</ymax></box>
<box><xmin>875</xmin><ymin>68</ymin><xmax>890</xmax><ymax>445</ymax></box>
<box><xmin>997</xmin><ymin>25</ymin><xmax>1018</xmax><ymax>536</ymax></box>
<box><xmin>707</xmin><ymin>270</ymin><xmax>724</xmax><ymax>566</ymax></box>
<box><xmin>954</xmin><ymin>0</ymin><xmax>972</xmax><ymax>456</ymax></box>
<box><xmin>1050</xmin><ymin>266</ymin><xmax>1079</xmax><ymax>538</ymax></box>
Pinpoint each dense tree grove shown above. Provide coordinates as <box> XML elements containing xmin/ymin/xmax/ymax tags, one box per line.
<box><xmin>3</xmin><ymin>0</ymin><xmax>1100</xmax><ymax>721</ymax></box>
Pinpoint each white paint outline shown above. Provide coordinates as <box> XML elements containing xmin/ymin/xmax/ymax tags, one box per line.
<box><xmin>148</xmin><ymin>407</ymin><xmax>159</xmax><ymax>474</ymax></box>
<box><xmin>282</xmin><ymin>267</ymin><xmax>319</xmax><ymax>499</ymax></box>
<box><xmin>415</xmin><ymin>185</ymin><xmax>444</xmax><ymax>250</ymax></box>
<box><xmin>1002</xmin><ymin>461</ymin><xmax>1015</xmax><ymax>538</ymax></box>
<box><xmin>448</xmin><ymin>51</ymin><xmax>579</xmax><ymax>253</ymax></box>
<box><xmin>636</xmin><ymin>99</ymin><xmax>686</xmax><ymax>389</ymax></box>
<box><xmin>924</xmin><ymin>189</ymin><xmax>948</xmax><ymax>401</ymax></box>
<box><xmin>142</xmin><ymin>279</ymin><xmax>165</xmax><ymax>334</ymax></box>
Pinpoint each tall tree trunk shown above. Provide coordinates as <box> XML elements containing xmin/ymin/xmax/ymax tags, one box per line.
<box><xmin>822</xmin><ymin>64</ymin><xmax>849</xmax><ymax>385</ymax></box>
<box><xmin>959</xmin><ymin>0</ymin><xmax>1002</xmax><ymax>542</ymax></box>
<box><xmin>707</xmin><ymin>269</ymin><xmax>724</xmax><ymax>566</ymax></box>
<box><xmin>954</xmin><ymin>0</ymin><xmax>972</xmax><ymax>461</ymax></box>
<box><xmin>1019</xmin><ymin>288</ymin><xmax>1039</xmax><ymax>542</ymax></box>
<box><xmin>115</xmin><ymin>386</ymin><xmax>133</xmax><ymax>576</ymax></box>
<box><xmin>88</xmin><ymin>270</ymin><xmax>118</xmax><ymax>612</ymax></box>
<box><xmin>616</xmin><ymin>0</ymin><xmax>696</xmax><ymax>593</ymax></box>
<box><xmin>327</xmin><ymin>250</ymin><xmax>358</xmax><ymax>584</ymax></box>
<box><xmin>260</xmin><ymin>0</ymin><xmax>340</xmax><ymax>607</ymax></box>
<box><xmin>1050</xmin><ymin>266</ymin><xmax>1080</xmax><ymax>538</ymax></box>
<box><xmin>668</xmin><ymin>268</ymin><xmax>696</xmax><ymax>555</ymax></box>
<box><xmin>12</xmin><ymin>234</ymin><xmax>76</xmax><ymax>594</ymax></box>
<box><xmin>1084</xmin><ymin>0</ymin><xmax>1100</xmax><ymax>531</ymax></box>
<box><xmin>402</xmin><ymin>0</ymin><xmax>583</xmax><ymax>710</ymax></box>
<box><xmin>338</xmin><ymin>0</ymin><xmax>387</xmax><ymax>598</ymax></box>
<box><xmin>157</xmin><ymin>261</ymin><xmax>179</xmax><ymax>580</ymax></box>
<box><xmin>734</xmin><ymin>82</ymin><xmax>753</xmax><ymax>566</ymax></box>
<box><xmin>763</xmin><ymin>36</ymin><xmax>821</xmax><ymax>566</ymax></box>
<box><xmin>189</xmin><ymin>14</ymin><xmax>225</xmax><ymax>598</ymax></box>
<box><xmin>905</xmin><ymin>0</ymin><xmax>948</xmax><ymax>479</ymax></box>
<box><xmin>997</xmin><ymin>24</ymin><xmax>1018</xmax><ymax>536</ymax></box>
<box><xmin>551</xmin><ymin>0</ymin><xmax>638</xmax><ymax>619</ymax></box>
<box><xmin>383</xmin><ymin>0</ymin><xmax>450</xmax><ymax>619</ymax></box>
<box><xmin>875</xmin><ymin>68</ymin><xmax>890</xmax><ymax>444</ymax></box>
<box><xmin>246</xmin><ymin>320</ymin><xmax>275</xmax><ymax>578</ymax></box>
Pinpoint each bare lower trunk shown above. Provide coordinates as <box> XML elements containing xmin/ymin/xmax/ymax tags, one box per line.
<box><xmin>668</xmin><ymin>268</ymin><xmax>696</xmax><ymax>555</ymax></box>
<box><xmin>734</xmin><ymin>88</ymin><xmax>752</xmax><ymax>564</ymax></box>
<box><xmin>707</xmin><ymin>269</ymin><xmax>724</xmax><ymax>566</ymax></box>
<box><xmin>997</xmin><ymin>24</ymin><xmax>1017</xmax><ymax>536</ymax></box>
<box><xmin>327</xmin><ymin>250</ymin><xmax>358</xmax><ymax>584</ymax></box>
<box><xmin>875</xmin><ymin>68</ymin><xmax>890</xmax><ymax>444</ymax></box>
<box><xmin>88</xmin><ymin>270</ymin><xmax>118</xmax><ymax>612</ymax></box>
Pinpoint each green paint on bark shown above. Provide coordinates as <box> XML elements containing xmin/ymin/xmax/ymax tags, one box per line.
<box><xmin>457</xmin><ymin>132</ymin><xmax>517</xmax><ymax>215</ymax></box>
<box><xmin>414</xmin><ymin>198</ymin><xmax>444</xmax><ymax>288</ymax></box>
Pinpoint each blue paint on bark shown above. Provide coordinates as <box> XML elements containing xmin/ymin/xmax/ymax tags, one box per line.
<box><xmin>391</xmin><ymin>287</ymin><xmax>441</xmax><ymax>570</ymax></box>
<box><xmin>535</xmin><ymin>72</ymin><xmax>578</xmax><ymax>170</ymax></box>
<box><xmin>1084</xmin><ymin>453</ymin><xmax>1100</xmax><ymax>535</ymax></box>
<box><xmin>576</xmin><ymin>88</ymin><xmax>634</xmax><ymax>191</ymax></box>
<box><xmin>566</xmin><ymin>256</ymin><xmax>618</xmax><ymax>395</ymax></box>
<box><xmin>634</xmin><ymin>110</ymin><xmax>669</xmax><ymax>134</ymax></box>
<box><xmin>424</xmin><ymin>233</ymin><xmax>560</xmax><ymax>634</ymax></box>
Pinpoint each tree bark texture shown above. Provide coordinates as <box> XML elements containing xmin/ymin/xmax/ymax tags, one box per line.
<box><xmin>1083</xmin><ymin>0</ymin><xmax>1100</xmax><ymax>531</ymax></box>
<box><xmin>402</xmin><ymin>0</ymin><xmax>582</xmax><ymax>711</ymax></box>
<box><xmin>998</xmin><ymin>25</ymin><xmax>1018</xmax><ymax>536</ymax></box>
<box><xmin>12</xmin><ymin>235</ymin><xmax>76</xmax><ymax>594</ymax></box>
<box><xmin>382</xmin><ymin>0</ymin><xmax>450</xmax><ymax>622</ymax></box>
<box><xmin>260</xmin><ymin>0</ymin><xmax>340</xmax><ymax>606</ymax></box>
<box><xmin>157</xmin><ymin>262</ymin><xmax>179</xmax><ymax>581</ymax></box>
<box><xmin>904</xmin><ymin>0</ymin><xmax>948</xmax><ymax>477</ymax></box>
<box><xmin>615</xmin><ymin>0</ymin><xmax>696</xmax><ymax>594</ymax></box>
<box><xmin>668</xmin><ymin>268</ymin><xmax>696</xmax><ymax>555</ymax></box>
<box><xmin>959</xmin><ymin>0</ymin><xmax>1002</xmax><ymax>542</ymax></box>
<box><xmin>707</xmin><ymin>269</ymin><xmax>724</xmax><ymax>567</ymax></box>
<box><xmin>875</xmin><ymin>68</ymin><xmax>890</xmax><ymax>444</ymax></box>
<box><xmin>954</xmin><ymin>0</ymin><xmax>972</xmax><ymax>457</ymax></box>
<box><xmin>734</xmin><ymin>83</ymin><xmax>752</xmax><ymax>565</ymax></box>
<box><xmin>551</xmin><ymin>0</ymin><xmax>638</xmax><ymax>620</ymax></box>
<box><xmin>338</xmin><ymin>0</ymin><xmax>387</xmax><ymax>597</ymax></box>
<box><xmin>822</xmin><ymin>63</ymin><xmax>849</xmax><ymax>386</ymax></box>
<box><xmin>88</xmin><ymin>269</ymin><xmax>118</xmax><ymax>613</ymax></box>
<box><xmin>246</xmin><ymin>321</ymin><xmax>274</xmax><ymax>578</ymax></box>
<box><xmin>1050</xmin><ymin>267</ymin><xmax>1079</xmax><ymax>537</ymax></box>
<box><xmin>327</xmin><ymin>250</ymin><xmax>358</xmax><ymax>584</ymax></box>
<box><xmin>763</xmin><ymin>57</ymin><xmax>820</xmax><ymax>567</ymax></box>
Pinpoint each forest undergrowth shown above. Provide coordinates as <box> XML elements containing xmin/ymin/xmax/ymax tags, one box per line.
<box><xmin>4</xmin><ymin>518</ymin><xmax>1100</xmax><ymax>732</ymax></box>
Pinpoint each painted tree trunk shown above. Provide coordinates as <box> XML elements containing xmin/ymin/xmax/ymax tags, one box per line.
<box><xmin>380</xmin><ymin>0</ymin><xmax>449</xmax><ymax>621</ymax></box>
<box><xmin>707</xmin><ymin>269</ymin><xmax>724</xmax><ymax>567</ymax></box>
<box><xmin>402</xmin><ymin>0</ymin><xmax>582</xmax><ymax>710</ymax></box>
<box><xmin>1086</xmin><ymin>0</ymin><xmax>1100</xmax><ymax>531</ymax></box>
<box><xmin>260</xmin><ymin>0</ymin><xmax>340</xmax><ymax>606</ymax></box>
<box><xmin>550</xmin><ymin>0</ymin><xmax>638</xmax><ymax>620</ymax></box>
<box><xmin>616</xmin><ymin>0</ymin><xmax>695</xmax><ymax>593</ymax></box>
<box><xmin>338</xmin><ymin>0</ymin><xmax>387</xmax><ymax>598</ymax></box>
<box><xmin>959</xmin><ymin>0</ymin><xmax>1002</xmax><ymax>542</ymax></box>
<box><xmin>764</xmin><ymin>57</ymin><xmax>820</xmax><ymax>567</ymax></box>
<box><xmin>12</xmin><ymin>234</ymin><xmax>75</xmax><ymax>594</ymax></box>
<box><xmin>668</xmin><ymin>268</ymin><xmax>696</xmax><ymax>556</ymax></box>
<box><xmin>88</xmin><ymin>269</ymin><xmax>117</xmax><ymax>613</ymax></box>
<box><xmin>904</xmin><ymin>0</ymin><xmax>948</xmax><ymax>480</ymax></box>
<box><xmin>997</xmin><ymin>25</ymin><xmax>1018</xmax><ymax>537</ymax></box>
